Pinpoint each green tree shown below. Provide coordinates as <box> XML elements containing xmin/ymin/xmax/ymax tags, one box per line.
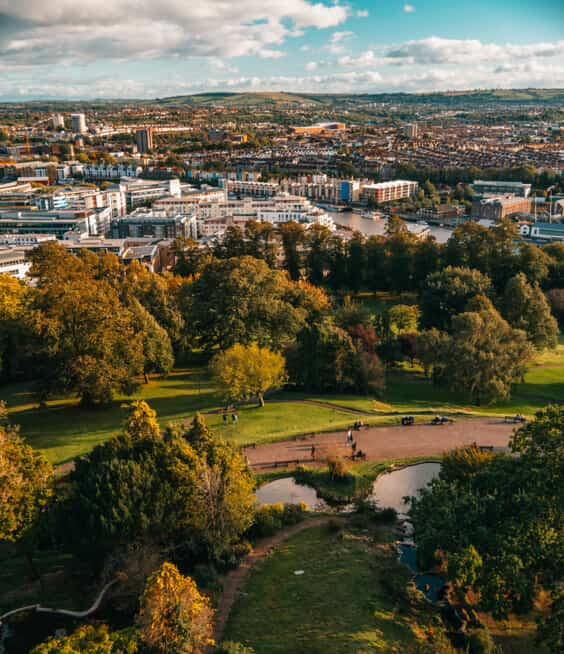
<box><xmin>123</xmin><ymin>400</ymin><xmax>161</xmax><ymax>440</ymax></box>
<box><xmin>502</xmin><ymin>273</ymin><xmax>558</xmax><ymax>350</ymax></box>
<box><xmin>137</xmin><ymin>562</ymin><xmax>214</xmax><ymax>654</ymax></box>
<box><xmin>420</xmin><ymin>266</ymin><xmax>493</xmax><ymax>331</ymax></box>
<box><xmin>30</xmin><ymin>277</ymin><xmax>144</xmax><ymax>405</ymax></box>
<box><xmin>279</xmin><ymin>221</ymin><xmax>305</xmax><ymax>281</ymax></box>
<box><xmin>409</xmin><ymin>407</ymin><xmax>563</xmax><ymax>630</ymax></box>
<box><xmin>442</xmin><ymin>297</ymin><xmax>533</xmax><ymax>404</ymax></box>
<box><xmin>305</xmin><ymin>224</ymin><xmax>331</xmax><ymax>285</ymax></box>
<box><xmin>184</xmin><ymin>412</ymin><xmax>214</xmax><ymax>453</ymax></box>
<box><xmin>210</xmin><ymin>343</ymin><xmax>287</xmax><ymax>407</ymax></box>
<box><xmin>186</xmin><ymin>257</ymin><xmax>318</xmax><ymax>350</ymax></box>
<box><xmin>30</xmin><ymin>625</ymin><xmax>137</xmax><ymax>654</ymax></box>
<box><xmin>129</xmin><ymin>299</ymin><xmax>174</xmax><ymax>382</ymax></box>
<box><xmin>387</xmin><ymin>304</ymin><xmax>420</xmax><ymax>334</ymax></box>
<box><xmin>448</xmin><ymin>545</ymin><xmax>483</xmax><ymax>590</ymax></box>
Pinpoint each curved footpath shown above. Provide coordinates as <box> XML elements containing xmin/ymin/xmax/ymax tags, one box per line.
<box><xmin>244</xmin><ymin>417</ymin><xmax>517</xmax><ymax>469</ymax></box>
<box><xmin>213</xmin><ymin>516</ymin><xmax>339</xmax><ymax>644</ymax></box>
<box><xmin>54</xmin><ymin>416</ymin><xmax>518</xmax><ymax>476</ymax></box>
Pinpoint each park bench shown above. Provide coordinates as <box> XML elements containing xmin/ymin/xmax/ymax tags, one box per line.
<box><xmin>504</xmin><ymin>415</ymin><xmax>526</xmax><ymax>424</ymax></box>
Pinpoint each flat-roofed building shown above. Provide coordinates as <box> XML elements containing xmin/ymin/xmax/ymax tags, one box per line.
<box><xmin>0</xmin><ymin>247</ymin><xmax>30</xmax><ymax>278</ymax></box>
<box><xmin>473</xmin><ymin>180</ymin><xmax>531</xmax><ymax>198</ymax></box>
<box><xmin>471</xmin><ymin>195</ymin><xmax>532</xmax><ymax>221</ymax></box>
<box><xmin>360</xmin><ymin>180</ymin><xmax>418</xmax><ymax>204</ymax></box>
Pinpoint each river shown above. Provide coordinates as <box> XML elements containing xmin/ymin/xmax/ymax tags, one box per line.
<box><xmin>333</xmin><ymin>211</ymin><xmax>453</xmax><ymax>243</ymax></box>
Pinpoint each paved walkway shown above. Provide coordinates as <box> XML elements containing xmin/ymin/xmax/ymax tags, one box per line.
<box><xmin>214</xmin><ymin>516</ymin><xmax>338</xmax><ymax>644</ymax></box>
<box><xmin>245</xmin><ymin>417</ymin><xmax>517</xmax><ymax>469</ymax></box>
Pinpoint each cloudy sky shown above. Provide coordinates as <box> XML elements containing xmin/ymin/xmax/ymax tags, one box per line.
<box><xmin>0</xmin><ymin>0</ymin><xmax>563</xmax><ymax>99</ymax></box>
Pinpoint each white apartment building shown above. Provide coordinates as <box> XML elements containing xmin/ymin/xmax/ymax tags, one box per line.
<box><xmin>83</xmin><ymin>164</ymin><xmax>142</xmax><ymax>180</ymax></box>
<box><xmin>360</xmin><ymin>180</ymin><xmax>418</xmax><ymax>204</ymax></box>
<box><xmin>0</xmin><ymin>247</ymin><xmax>30</xmax><ymax>278</ymax></box>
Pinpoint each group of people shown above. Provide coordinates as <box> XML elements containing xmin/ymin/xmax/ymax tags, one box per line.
<box><xmin>223</xmin><ymin>406</ymin><xmax>238</xmax><ymax>423</ymax></box>
<box><xmin>308</xmin><ymin>425</ymin><xmax>368</xmax><ymax>462</ymax></box>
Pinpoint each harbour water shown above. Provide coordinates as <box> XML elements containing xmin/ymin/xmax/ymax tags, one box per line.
<box><xmin>334</xmin><ymin>211</ymin><xmax>454</xmax><ymax>243</ymax></box>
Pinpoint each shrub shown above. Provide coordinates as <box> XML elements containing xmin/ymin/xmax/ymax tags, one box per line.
<box><xmin>281</xmin><ymin>502</ymin><xmax>307</xmax><ymax>525</ymax></box>
<box><xmin>354</xmin><ymin>499</ymin><xmax>397</xmax><ymax>523</ymax></box>
<box><xmin>327</xmin><ymin>452</ymin><xmax>349</xmax><ymax>480</ymax></box>
<box><xmin>326</xmin><ymin>519</ymin><xmax>343</xmax><ymax>534</ymax></box>
<box><xmin>468</xmin><ymin>628</ymin><xmax>499</xmax><ymax>654</ymax></box>
<box><xmin>248</xmin><ymin>502</ymin><xmax>306</xmax><ymax>538</ymax></box>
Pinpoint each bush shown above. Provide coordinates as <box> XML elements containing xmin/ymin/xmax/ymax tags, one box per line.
<box><xmin>282</xmin><ymin>502</ymin><xmax>307</xmax><ymax>525</ymax></box>
<box><xmin>248</xmin><ymin>502</ymin><xmax>306</xmax><ymax>538</ymax></box>
<box><xmin>468</xmin><ymin>627</ymin><xmax>499</xmax><ymax>654</ymax></box>
<box><xmin>327</xmin><ymin>452</ymin><xmax>349</xmax><ymax>480</ymax></box>
<box><xmin>326</xmin><ymin>519</ymin><xmax>343</xmax><ymax>534</ymax></box>
<box><xmin>354</xmin><ymin>499</ymin><xmax>398</xmax><ymax>523</ymax></box>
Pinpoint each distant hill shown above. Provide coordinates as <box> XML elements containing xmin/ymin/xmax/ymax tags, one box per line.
<box><xmin>155</xmin><ymin>89</ymin><xmax>564</xmax><ymax>107</ymax></box>
<box><xmin>155</xmin><ymin>92</ymin><xmax>329</xmax><ymax>107</ymax></box>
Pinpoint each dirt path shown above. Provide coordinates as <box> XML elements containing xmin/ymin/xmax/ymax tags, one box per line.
<box><xmin>245</xmin><ymin>416</ymin><xmax>518</xmax><ymax>470</ymax></box>
<box><xmin>214</xmin><ymin>516</ymin><xmax>338</xmax><ymax>644</ymax></box>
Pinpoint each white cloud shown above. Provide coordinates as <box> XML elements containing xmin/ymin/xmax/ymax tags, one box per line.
<box><xmin>386</xmin><ymin>37</ymin><xmax>564</xmax><ymax>64</ymax></box>
<box><xmin>356</xmin><ymin>9</ymin><xmax>369</xmax><ymax>17</ymax></box>
<box><xmin>403</xmin><ymin>4</ymin><xmax>416</xmax><ymax>13</ymax></box>
<box><xmin>0</xmin><ymin>0</ymin><xmax>348</xmax><ymax>65</ymax></box>
<box><xmin>329</xmin><ymin>31</ymin><xmax>355</xmax><ymax>44</ymax></box>
<box><xmin>326</xmin><ymin>30</ymin><xmax>355</xmax><ymax>54</ymax></box>
<box><xmin>305</xmin><ymin>61</ymin><xmax>318</xmax><ymax>71</ymax></box>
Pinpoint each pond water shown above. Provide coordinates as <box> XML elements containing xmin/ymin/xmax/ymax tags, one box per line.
<box><xmin>255</xmin><ymin>477</ymin><xmax>328</xmax><ymax>511</ymax></box>
<box><xmin>369</xmin><ymin>462</ymin><xmax>441</xmax><ymax>516</ymax></box>
<box><xmin>399</xmin><ymin>543</ymin><xmax>447</xmax><ymax>601</ymax></box>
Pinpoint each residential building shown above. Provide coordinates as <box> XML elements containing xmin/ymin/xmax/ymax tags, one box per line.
<box><xmin>0</xmin><ymin>247</ymin><xmax>29</xmax><ymax>278</ymax></box>
<box><xmin>112</xmin><ymin>210</ymin><xmax>194</xmax><ymax>239</ymax></box>
<box><xmin>472</xmin><ymin>180</ymin><xmax>532</xmax><ymax>198</ymax></box>
<box><xmin>51</xmin><ymin>114</ymin><xmax>65</xmax><ymax>129</ymax></box>
<box><xmin>404</xmin><ymin>123</ymin><xmax>418</xmax><ymax>139</ymax></box>
<box><xmin>70</xmin><ymin>113</ymin><xmax>87</xmax><ymax>134</ymax></box>
<box><xmin>471</xmin><ymin>195</ymin><xmax>532</xmax><ymax>221</ymax></box>
<box><xmin>360</xmin><ymin>180</ymin><xmax>418</xmax><ymax>204</ymax></box>
<box><xmin>121</xmin><ymin>178</ymin><xmax>182</xmax><ymax>209</ymax></box>
<box><xmin>135</xmin><ymin>128</ymin><xmax>153</xmax><ymax>154</ymax></box>
<box><xmin>83</xmin><ymin>163</ymin><xmax>142</xmax><ymax>180</ymax></box>
<box><xmin>289</xmin><ymin>122</ymin><xmax>346</xmax><ymax>135</ymax></box>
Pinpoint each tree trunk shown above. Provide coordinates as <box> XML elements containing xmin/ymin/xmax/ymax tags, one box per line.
<box><xmin>258</xmin><ymin>392</ymin><xmax>265</xmax><ymax>408</ymax></box>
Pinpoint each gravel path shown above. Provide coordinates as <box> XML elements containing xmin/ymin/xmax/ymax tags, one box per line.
<box><xmin>245</xmin><ymin>417</ymin><xmax>518</xmax><ymax>470</ymax></box>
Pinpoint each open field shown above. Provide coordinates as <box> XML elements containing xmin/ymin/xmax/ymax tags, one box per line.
<box><xmin>2</xmin><ymin>337</ymin><xmax>562</xmax><ymax>465</ymax></box>
<box><xmin>223</xmin><ymin>524</ymin><xmax>420</xmax><ymax>653</ymax></box>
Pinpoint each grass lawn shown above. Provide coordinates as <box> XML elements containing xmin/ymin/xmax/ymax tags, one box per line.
<box><xmin>3</xmin><ymin>337</ymin><xmax>562</xmax><ymax>465</ymax></box>
<box><xmin>1</xmin><ymin>369</ymin><xmax>368</xmax><ymax>465</ymax></box>
<box><xmin>300</xmin><ymin>336</ymin><xmax>564</xmax><ymax>417</ymax></box>
<box><xmin>223</xmin><ymin>525</ymin><xmax>422</xmax><ymax>653</ymax></box>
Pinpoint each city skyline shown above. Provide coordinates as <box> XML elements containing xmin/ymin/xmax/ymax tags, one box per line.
<box><xmin>0</xmin><ymin>0</ymin><xmax>563</xmax><ymax>100</ymax></box>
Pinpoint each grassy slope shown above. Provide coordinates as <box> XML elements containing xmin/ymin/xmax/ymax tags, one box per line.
<box><xmin>2</xmin><ymin>338</ymin><xmax>562</xmax><ymax>465</ymax></box>
<box><xmin>3</xmin><ymin>368</ymin><xmax>363</xmax><ymax>465</ymax></box>
<box><xmin>224</xmin><ymin>525</ymin><xmax>417</xmax><ymax>653</ymax></box>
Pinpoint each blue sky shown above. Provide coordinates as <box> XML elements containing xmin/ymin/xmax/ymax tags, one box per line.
<box><xmin>0</xmin><ymin>0</ymin><xmax>563</xmax><ymax>99</ymax></box>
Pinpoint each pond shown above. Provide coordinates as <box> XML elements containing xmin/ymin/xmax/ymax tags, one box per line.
<box><xmin>399</xmin><ymin>544</ymin><xmax>446</xmax><ymax>602</ymax></box>
<box><xmin>369</xmin><ymin>462</ymin><xmax>441</xmax><ymax>516</ymax></box>
<box><xmin>255</xmin><ymin>477</ymin><xmax>328</xmax><ymax>511</ymax></box>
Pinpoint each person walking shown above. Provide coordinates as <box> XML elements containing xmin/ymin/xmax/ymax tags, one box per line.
<box><xmin>351</xmin><ymin>440</ymin><xmax>357</xmax><ymax>455</ymax></box>
<box><xmin>223</xmin><ymin>409</ymin><xmax>228</xmax><ymax>423</ymax></box>
<box><xmin>311</xmin><ymin>444</ymin><xmax>316</xmax><ymax>460</ymax></box>
<box><xmin>232</xmin><ymin>411</ymin><xmax>238</xmax><ymax>423</ymax></box>
<box><xmin>347</xmin><ymin>428</ymin><xmax>353</xmax><ymax>444</ymax></box>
